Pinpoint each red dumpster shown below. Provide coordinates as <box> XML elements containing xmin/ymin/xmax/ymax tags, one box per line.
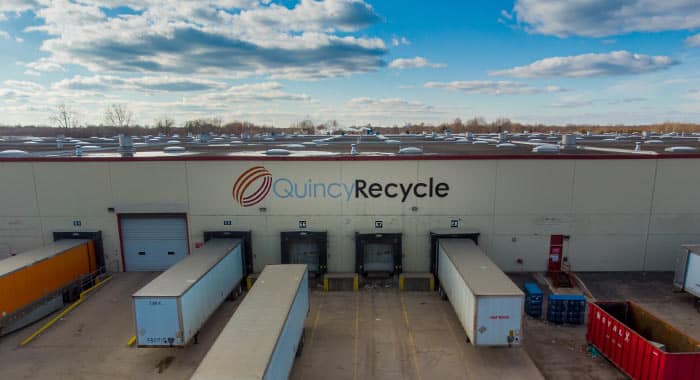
<box><xmin>587</xmin><ymin>301</ymin><xmax>700</xmax><ymax>380</ymax></box>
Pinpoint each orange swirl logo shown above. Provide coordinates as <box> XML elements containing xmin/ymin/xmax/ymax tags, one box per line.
<box><xmin>232</xmin><ymin>166</ymin><xmax>273</xmax><ymax>207</ymax></box>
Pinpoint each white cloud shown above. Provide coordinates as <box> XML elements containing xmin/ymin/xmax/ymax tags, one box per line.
<box><xmin>686</xmin><ymin>33</ymin><xmax>700</xmax><ymax>47</ymax></box>
<box><xmin>21</xmin><ymin>0</ymin><xmax>386</xmax><ymax>80</ymax></box>
<box><xmin>391</xmin><ymin>36</ymin><xmax>410</xmax><ymax>46</ymax></box>
<box><xmin>389</xmin><ymin>57</ymin><xmax>445</xmax><ymax>69</ymax></box>
<box><xmin>4</xmin><ymin>80</ymin><xmax>44</xmax><ymax>92</ymax></box>
<box><xmin>24</xmin><ymin>69</ymin><xmax>40</xmax><ymax>76</ymax></box>
<box><xmin>424</xmin><ymin>81</ymin><xmax>565</xmax><ymax>95</ymax></box>
<box><xmin>512</xmin><ymin>0</ymin><xmax>700</xmax><ymax>37</ymax></box>
<box><xmin>25</xmin><ymin>58</ymin><xmax>64</xmax><ymax>72</ymax></box>
<box><xmin>490</xmin><ymin>51</ymin><xmax>677</xmax><ymax>78</ymax></box>
<box><xmin>0</xmin><ymin>0</ymin><xmax>37</xmax><ymax>14</ymax></box>
<box><xmin>15</xmin><ymin>37</ymin><xmax>24</xmax><ymax>43</ymax></box>
<box><xmin>0</xmin><ymin>30</ymin><xmax>9</xmax><ymax>39</ymax></box>
<box><xmin>195</xmin><ymin>82</ymin><xmax>311</xmax><ymax>104</ymax></box>
<box><xmin>52</xmin><ymin>75</ymin><xmax>227</xmax><ymax>92</ymax></box>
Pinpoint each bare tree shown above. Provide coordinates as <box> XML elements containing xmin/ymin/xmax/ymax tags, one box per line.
<box><xmin>104</xmin><ymin>104</ymin><xmax>133</xmax><ymax>130</ymax></box>
<box><xmin>50</xmin><ymin>103</ymin><xmax>80</xmax><ymax>129</ymax></box>
<box><xmin>154</xmin><ymin>116</ymin><xmax>175</xmax><ymax>134</ymax></box>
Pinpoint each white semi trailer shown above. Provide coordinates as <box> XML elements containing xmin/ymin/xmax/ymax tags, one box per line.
<box><xmin>438</xmin><ymin>239</ymin><xmax>524</xmax><ymax>346</ymax></box>
<box><xmin>674</xmin><ymin>245</ymin><xmax>700</xmax><ymax>299</ymax></box>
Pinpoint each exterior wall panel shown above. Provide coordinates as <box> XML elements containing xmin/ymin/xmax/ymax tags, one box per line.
<box><xmin>569</xmin><ymin>235</ymin><xmax>646</xmax><ymax>271</ymax></box>
<box><xmin>0</xmin><ymin>158</ymin><xmax>699</xmax><ymax>272</ymax></box>
<box><xmin>0</xmin><ymin>163</ymin><xmax>38</xmax><ymax>217</ymax></box>
<box><xmin>33</xmin><ymin>162</ymin><xmax>112</xmax><ymax>217</ymax></box>
<box><xmin>572</xmin><ymin>160</ymin><xmax>655</xmax><ymax>213</ymax></box>
<box><xmin>495</xmin><ymin>160</ymin><xmax>575</xmax><ymax>215</ymax></box>
<box><xmin>653</xmin><ymin>159</ymin><xmax>700</xmax><ymax>214</ymax></box>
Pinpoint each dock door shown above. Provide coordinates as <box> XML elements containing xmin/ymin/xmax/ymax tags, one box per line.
<box><xmin>281</xmin><ymin>231</ymin><xmax>327</xmax><ymax>277</ymax></box>
<box><xmin>119</xmin><ymin>214</ymin><xmax>189</xmax><ymax>271</ymax></box>
<box><xmin>430</xmin><ymin>231</ymin><xmax>481</xmax><ymax>288</ymax></box>
<box><xmin>355</xmin><ymin>233</ymin><xmax>402</xmax><ymax>277</ymax></box>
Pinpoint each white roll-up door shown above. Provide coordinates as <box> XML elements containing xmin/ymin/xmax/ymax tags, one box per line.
<box><xmin>120</xmin><ymin>215</ymin><xmax>189</xmax><ymax>271</ymax></box>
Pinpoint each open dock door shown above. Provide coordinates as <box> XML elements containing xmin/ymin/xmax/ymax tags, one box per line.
<box><xmin>203</xmin><ymin>231</ymin><xmax>253</xmax><ymax>276</ymax></box>
<box><xmin>430</xmin><ymin>230</ymin><xmax>480</xmax><ymax>280</ymax></box>
<box><xmin>355</xmin><ymin>233</ymin><xmax>402</xmax><ymax>277</ymax></box>
<box><xmin>281</xmin><ymin>231</ymin><xmax>327</xmax><ymax>277</ymax></box>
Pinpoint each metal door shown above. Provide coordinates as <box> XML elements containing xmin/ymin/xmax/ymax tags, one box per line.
<box><xmin>363</xmin><ymin>242</ymin><xmax>394</xmax><ymax>272</ymax></box>
<box><xmin>280</xmin><ymin>231</ymin><xmax>327</xmax><ymax>275</ymax></box>
<box><xmin>121</xmin><ymin>215</ymin><xmax>188</xmax><ymax>271</ymax></box>
<box><xmin>548</xmin><ymin>235</ymin><xmax>564</xmax><ymax>272</ymax></box>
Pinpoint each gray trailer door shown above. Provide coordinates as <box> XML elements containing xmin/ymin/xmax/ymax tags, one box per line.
<box><xmin>121</xmin><ymin>215</ymin><xmax>188</xmax><ymax>271</ymax></box>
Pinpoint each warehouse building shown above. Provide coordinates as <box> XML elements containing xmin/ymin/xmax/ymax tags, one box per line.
<box><xmin>1</xmin><ymin>132</ymin><xmax>700</xmax><ymax>275</ymax></box>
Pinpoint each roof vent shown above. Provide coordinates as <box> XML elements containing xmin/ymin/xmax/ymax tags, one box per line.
<box><xmin>0</xmin><ymin>149</ymin><xmax>29</xmax><ymax>157</ymax></box>
<box><xmin>561</xmin><ymin>134</ymin><xmax>577</xmax><ymax>147</ymax></box>
<box><xmin>118</xmin><ymin>134</ymin><xmax>134</xmax><ymax>157</ymax></box>
<box><xmin>664</xmin><ymin>146</ymin><xmax>697</xmax><ymax>153</ymax></box>
<box><xmin>164</xmin><ymin>146</ymin><xmax>186</xmax><ymax>153</ymax></box>
<box><xmin>265</xmin><ymin>148</ymin><xmax>291</xmax><ymax>156</ymax></box>
<box><xmin>398</xmin><ymin>146</ymin><xmax>423</xmax><ymax>155</ymax></box>
<box><xmin>532</xmin><ymin>144</ymin><xmax>560</xmax><ymax>153</ymax></box>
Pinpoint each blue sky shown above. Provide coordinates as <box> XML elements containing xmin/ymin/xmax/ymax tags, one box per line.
<box><xmin>1</xmin><ymin>0</ymin><xmax>700</xmax><ymax>127</ymax></box>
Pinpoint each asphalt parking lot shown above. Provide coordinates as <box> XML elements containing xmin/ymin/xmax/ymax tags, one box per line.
<box><xmin>1</xmin><ymin>271</ymin><xmax>697</xmax><ymax>380</ymax></box>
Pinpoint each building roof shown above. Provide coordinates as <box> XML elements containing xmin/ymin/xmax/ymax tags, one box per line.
<box><xmin>3</xmin><ymin>132</ymin><xmax>700</xmax><ymax>160</ymax></box>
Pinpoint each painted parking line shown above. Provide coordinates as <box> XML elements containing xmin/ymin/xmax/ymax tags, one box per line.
<box><xmin>400</xmin><ymin>293</ymin><xmax>423</xmax><ymax>380</ymax></box>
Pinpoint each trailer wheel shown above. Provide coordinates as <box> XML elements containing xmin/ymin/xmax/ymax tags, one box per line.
<box><xmin>63</xmin><ymin>286</ymin><xmax>80</xmax><ymax>303</ymax></box>
<box><xmin>438</xmin><ymin>286</ymin><xmax>447</xmax><ymax>300</ymax></box>
<box><xmin>296</xmin><ymin>328</ymin><xmax>306</xmax><ymax>358</ymax></box>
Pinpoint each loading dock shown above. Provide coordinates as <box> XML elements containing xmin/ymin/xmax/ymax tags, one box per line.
<box><xmin>281</xmin><ymin>231</ymin><xmax>327</xmax><ymax>277</ymax></box>
<box><xmin>53</xmin><ymin>231</ymin><xmax>105</xmax><ymax>272</ymax></box>
<box><xmin>203</xmin><ymin>231</ymin><xmax>253</xmax><ymax>276</ymax></box>
<box><xmin>355</xmin><ymin>232</ymin><xmax>402</xmax><ymax>277</ymax></box>
<box><xmin>119</xmin><ymin>214</ymin><xmax>189</xmax><ymax>271</ymax></box>
<box><xmin>429</xmin><ymin>230</ymin><xmax>480</xmax><ymax>280</ymax></box>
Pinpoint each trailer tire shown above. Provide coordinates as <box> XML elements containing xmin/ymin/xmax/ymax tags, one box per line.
<box><xmin>438</xmin><ymin>286</ymin><xmax>447</xmax><ymax>300</ymax></box>
<box><xmin>296</xmin><ymin>328</ymin><xmax>306</xmax><ymax>358</ymax></box>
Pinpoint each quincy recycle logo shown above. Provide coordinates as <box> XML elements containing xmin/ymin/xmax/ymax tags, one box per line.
<box><xmin>232</xmin><ymin>166</ymin><xmax>273</xmax><ymax>207</ymax></box>
<box><xmin>232</xmin><ymin>166</ymin><xmax>450</xmax><ymax>207</ymax></box>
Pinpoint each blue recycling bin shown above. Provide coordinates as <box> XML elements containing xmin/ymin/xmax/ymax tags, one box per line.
<box><xmin>524</xmin><ymin>282</ymin><xmax>543</xmax><ymax>318</ymax></box>
<box><xmin>546</xmin><ymin>294</ymin><xmax>586</xmax><ymax>325</ymax></box>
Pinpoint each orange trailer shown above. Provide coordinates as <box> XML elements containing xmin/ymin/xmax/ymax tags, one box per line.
<box><xmin>0</xmin><ymin>239</ymin><xmax>97</xmax><ymax>335</ymax></box>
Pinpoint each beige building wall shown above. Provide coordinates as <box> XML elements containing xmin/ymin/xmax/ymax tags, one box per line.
<box><xmin>0</xmin><ymin>157</ymin><xmax>696</xmax><ymax>273</ymax></box>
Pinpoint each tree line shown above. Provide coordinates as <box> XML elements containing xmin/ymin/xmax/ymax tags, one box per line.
<box><xmin>2</xmin><ymin>104</ymin><xmax>700</xmax><ymax>137</ymax></box>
